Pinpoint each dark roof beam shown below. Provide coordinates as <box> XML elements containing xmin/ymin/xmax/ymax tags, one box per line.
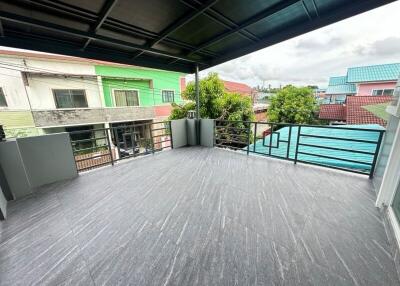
<box><xmin>0</xmin><ymin>11</ymin><xmax>205</xmax><ymax>64</ymax></box>
<box><xmin>301</xmin><ymin>1</ymin><xmax>312</xmax><ymax>21</ymax></box>
<box><xmin>311</xmin><ymin>0</ymin><xmax>320</xmax><ymax>17</ymax></box>
<box><xmin>188</xmin><ymin>0</ymin><xmax>300</xmax><ymax>55</ymax></box>
<box><xmin>133</xmin><ymin>0</ymin><xmax>218</xmax><ymax>59</ymax></box>
<box><xmin>181</xmin><ymin>0</ymin><xmax>259</xmax><ymax>42</ymax></box>
<box><xmin>82</xmin><ymin>0</ymin><xmax>118</xmax><ymax>51</ymax></box>
<box><xmin>25</xmin><ymin>0</ymin><xmax>218</xmax><ymax>58</ymax></box>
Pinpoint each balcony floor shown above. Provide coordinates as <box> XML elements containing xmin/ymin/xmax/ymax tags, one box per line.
<box><xmin>1</xmin><ymin>147</ymin><xmax>399</xmax><ymax>285</ymax></box>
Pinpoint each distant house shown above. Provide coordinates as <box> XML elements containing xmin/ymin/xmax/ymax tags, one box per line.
<box><xmin>319</xmin><ymin>63</ymin><xmax>399</xmax><ymax>126</ymax></box>
<box><xmin>223</xmin><ymin>80</ymin><xmax>254</xmax><ymax>97</ymax></box>
<box><xmin>323</xmin><ymin>76</ymin><xmax>356</xmax><ymax>104</ymax></box>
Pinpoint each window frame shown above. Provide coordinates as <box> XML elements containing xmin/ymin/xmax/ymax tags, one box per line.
<box><xmin>371</xmin><ymin>88</ymin><xmax>395</xmax><ymax>96</ymax></box>
<box><xmin>0</xmin><ymin>87</ymin><xmax>8</xmax><ymax>107</ymax></box>
<box><xmin>112</xmin><ymin>88</ymin><xmax>140</xmax><ymax>107</ymax></box>
<box><xmin>52</xmin><ymin>89</ymin><xmax>88</xmax><ymax>109</ymax></box>
<box><xmin>161</xmin><ymin>89</ymin><xmax>175</xmax><ymax>103</ymax></box>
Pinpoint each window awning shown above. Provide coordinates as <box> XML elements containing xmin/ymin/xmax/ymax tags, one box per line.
<box><xmin>0</xmin><ymin>0</ymin><xmax>395</xmax><ymax>73</ymax></box>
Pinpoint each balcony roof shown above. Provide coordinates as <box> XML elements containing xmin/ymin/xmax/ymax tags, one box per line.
<box><xmin>1</xmin><ymin>147</ymin><xmax>399</xmax><ymax>285</ymax></box>
<box><xmin>0</xmin><ymin>0</ymin><xmax>395</xmax><ymax>73</ymax></box>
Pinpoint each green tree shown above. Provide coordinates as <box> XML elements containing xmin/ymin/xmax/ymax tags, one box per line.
<box><xmin>169</xmin><ymin>73</ymin><xmax>255</xmax><ymax>122</ymax></box>
<box><xmin>267</xmin><ymin>85</ymin><xmax>316</xmax><ymax>124</ymax></box>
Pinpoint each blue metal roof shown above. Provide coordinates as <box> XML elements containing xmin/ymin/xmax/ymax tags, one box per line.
<box><xmin>326</xmin><ymin>83</ymin><xmax>356</xmax><ymax>95</ymax></box>
<box><xmin>347</xmin><ymin>63</ymin><xmax>400</xmax><ymax>83</ymax></box>
<box><xmin>328</xmin><ymin>76</ymin><xmax>347</xmax><ymax>85</ymax></box>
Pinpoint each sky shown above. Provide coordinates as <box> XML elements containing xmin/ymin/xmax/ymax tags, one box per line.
<box><xmin>192</xmin><ymin>0</ymin><xmax>400</xmax><ymax>89</ymax></box>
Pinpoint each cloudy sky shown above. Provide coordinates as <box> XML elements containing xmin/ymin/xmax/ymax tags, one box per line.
<box><xmin>193</xmin><ymin>0</ymin><xmax>400</xmax><ymax>89</ymax></box>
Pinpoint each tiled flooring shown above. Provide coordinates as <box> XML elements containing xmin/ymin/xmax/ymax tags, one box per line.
<box><xmin>0</xmin><ymin>147</ymin><xmax>399</xmax><ymax>285</ymax></box>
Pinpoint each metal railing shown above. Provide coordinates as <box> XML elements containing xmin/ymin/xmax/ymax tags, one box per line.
<box><xmin>215</xmin><ymin>120</ymin><xmax>385</xmax><ymax>178</ymax></box>
<box><xmin>69</xmin><ymin>121</ymin><xmax>172</xmax><ymax>172</ymax></box>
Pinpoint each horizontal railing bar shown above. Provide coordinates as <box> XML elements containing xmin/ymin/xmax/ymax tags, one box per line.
<box><xmin>215</xmin><ymin>132</ymin><xmax>248</xmax><ymax>138</ymax></box>
<box><xmin>73</xmin><ymin>145</ymin><xmax>108</xmax><ymax>153</ymax></box>
<box><xmin>152</xmin><ymin>134</ymin><xmax>170</xmax><ymax>138</ymax></box>
<box><xmin>298</xmin><ymin>143</ymin><xmax>375</xmax><ymax>155</ymax></box>
<box><xmin>215</xmin><ymin>126</ymin><xmax>249</xmax><ymax>131</ymax></box>
<box><xmin>71</xmin><ymin>136</ymin><xmax>107</xmax><ymax>144</ymax></box>
<box><xmin>69</xmin><ymin>128</ymin><xmax>108</xmax><ymax>135</ymax></box>
<box><xmin>249</xmin><ymin>150</ymin><xmax>294</xmax><ymax>162</ymax></box>
<box><xmin>297</xmin><ymin>151</ymin><xmax>372</xmax><ymax>165</ymax></box>
<box><xmin>296</xmin><ymin>159</ymin><xmax>369</xmax><ymax>175</ymax></box>
<box><xmin>299</xmin><ymin>134</ymin><xmax>378</xmax><ymax>144</ymax></box>
<box><xmin>157</xmin><ymin>139</ymin><xmax>171</xmax><ymax>144</ymax></box>
<box><xmin>216</xmin><ymin>120</ymin><xmax>385</xmax><ymax>132</ymax></box>
<box><xmin>151</xmin><ymin>127</ymin><xmax>168</xmax><ymax>131</ymax></box>
<box><xmin>216</xmin><ymin>139</ymin><xmax>247</xmax><ymax>145</ymax></box>
<box><xmin>75</xmin><ymin>153</ymin><xmax>111</xmax><ymax>162</ymax></box>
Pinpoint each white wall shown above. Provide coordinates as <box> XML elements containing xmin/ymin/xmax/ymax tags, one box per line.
<box><xmin>0</xmin><ymin>58</ymin><xmax>31</xmax><ymax>110</ymax></box>
<box><xmin>0</xmin><ymin>56</ymin><xmax>102</xmax><ymax>110</ymax></box>
<box><xmin>27</xmin><ymin>75</ymin><xmax>102</xmax><ymax>110</ymax></box>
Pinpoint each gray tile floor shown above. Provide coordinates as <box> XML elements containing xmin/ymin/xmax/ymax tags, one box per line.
<box><xmin>1</xmin><ymin>146</ymin><xmax>399</xmax><ymax>286</ymax></box>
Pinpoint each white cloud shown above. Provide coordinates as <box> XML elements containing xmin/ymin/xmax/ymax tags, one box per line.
<box><xmin>195</xmin><ymin>1</ymin><xmax>400</xmax><ymax>89</ymax></box>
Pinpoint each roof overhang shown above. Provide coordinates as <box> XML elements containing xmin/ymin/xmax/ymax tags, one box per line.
<box><xmin>0</xmin><ymin>0</ymin><xmax>395</xmax><ymax>73</ymax></box>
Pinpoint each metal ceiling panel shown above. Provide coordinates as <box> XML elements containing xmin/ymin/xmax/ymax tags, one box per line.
<box><xmin>0</xmin><ymin>0</ymin><xmax>395</xmax><ymax>73</ymax></box>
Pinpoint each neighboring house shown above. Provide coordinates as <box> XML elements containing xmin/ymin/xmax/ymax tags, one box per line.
<box><xmin>319</xmin><ymin>63</ymin><xmax>400</xmax><ymax>126</ymax></box>
<box><xmin>347</xmin><ymin>63</ymin><xmax>399</xmax><ymax>96</ymax></box>
<box><xmin>323</xmin><ymin>76</ymin><xmax>356</xmax><ymax>104</ymax></box>
<box><xmin>0</xmin><ymin>50</ymin><xmax>185</xmax><ymax>149</ymax></box>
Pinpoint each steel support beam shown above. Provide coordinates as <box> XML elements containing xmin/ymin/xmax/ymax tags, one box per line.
<box><xmin>195</xmin><ymin>64</ymin><xmax>200</xmax><ymax>120</ymax></box>
<box><xmin>188</xmin><ymin>0</ymin><xmax>300</xmax><ymax>55</ymax></box>
<box><xmin>181</xmin><ymin>0</ymin><xmax>259</xmax><ymax>42</ymax></box>
<box><xmin>82</xmin><ymin>0</ymin><xmax>119</xmax><ymax>50</ymax></box>
<box><xmin>0</xmin><ymin>11</ymin><xmax>205</xmax><ymax>64</ymax></box>
<box><xmin>19</xmin><ymin>0</ymin><xmax>218</xmax><ymax>58</ymax></box>
<box><xmin>133</xmin><ymin>0</ymin><xmax>218</xmax><ymax>59</ymax></box>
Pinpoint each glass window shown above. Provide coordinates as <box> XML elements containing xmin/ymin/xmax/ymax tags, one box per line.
<box><xmin>53</xmin><ymin>89</ymin><xmax>88</xmax><ymax>108</ymax></box>
<box><xmin>162</xmin><ymin>90</ymin><xmax>175</xmax><ymax>103</ymax></box>
<box><xmin>335</xmin><ymin>95</ymin><xmax>346</xmax><ymax>104</ymax></box>
<box><xmin>0</xmin><ymin>87</ymin><xmax>7</xmax><ymax>107</ymax></box>
<box><xmin>383</xmin><ymin>89</ymin><xmax>395</xmax><ymax>96</ymax></box>
<box><xmin>114</xmin><ymin>90</ymin><xmax>139</xmax><ymax>107</ymax></box>
<box><xmin>372</xmin><ymin>89</ymin><xmax>383</xmax><ymax>96</ymax></box>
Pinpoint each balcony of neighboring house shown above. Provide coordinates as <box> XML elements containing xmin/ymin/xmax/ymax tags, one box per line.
<box><xmin>1</xmin><ymin>118</ymin><xmax>400</xmax><ymax>285</ymax></box>
<box><xmin>31</xmin><ymin>89</ymin><xmax>156</xmax><ymax>128</ymax></box>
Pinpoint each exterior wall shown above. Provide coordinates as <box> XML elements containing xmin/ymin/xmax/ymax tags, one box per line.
<box><xmin>27</xmin><ymin>75</ymin><xmax>102</xmax><ymax>110</ymax></box>
<box><xmin>0</xmin><ymin>63</ymin><xmax>31</xmax><ymax>110</ymax></box>
<box><xmin>32</xmin><ymin>106</ymin><xmax>155</xmax><ymax>127</ymax></box>
<box><xmin>357</xmin><ymin>82</ymin><xmax>396</xmax><ymax>96</ymax></box>
<box><xmin>95</xmin><ymin>65</ymin><xmax>184</xmax><ymax>107</ymax></box>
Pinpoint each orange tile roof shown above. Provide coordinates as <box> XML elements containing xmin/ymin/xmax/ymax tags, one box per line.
<box><xmin>346</xmin><ymin>96</ymin><xmax>392</xmax><ymax>126</ymax></box>
<box><xmin>319</xmin><ymin>104</ymin><xmax>346</xmax><ymax>121</ymax></box>
<box><xmin>223</xmin><ymin>80</ymin><xmax>253</xmax><ymax>95</ymax></box>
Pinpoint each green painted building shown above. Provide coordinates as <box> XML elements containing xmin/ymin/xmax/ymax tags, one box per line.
<box><xmin>95</xmin><ymin>65</ymin><xmax>185</xmax><ymax>107</ymax></box>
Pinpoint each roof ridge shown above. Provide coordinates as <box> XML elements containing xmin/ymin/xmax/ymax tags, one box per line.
<box><xmin>347</xmin><ymin>62</ymin><xmax>400</xmax><ymax>70</ymax></box>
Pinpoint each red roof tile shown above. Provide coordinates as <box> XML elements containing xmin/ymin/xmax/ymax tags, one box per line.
<box><xmin>223</xmin><ymin>80</ymin><xmax>253</xmax><ymax>95</ymax></box>
<box><xmin>318</xmin><ymin>104</ymin><xmax>346</xmax><ymax>121</ymax></box>
<box><xmin>346</xmin><ymin>96</ymin><xmax>392</xmax><ymax>126</ymax></box>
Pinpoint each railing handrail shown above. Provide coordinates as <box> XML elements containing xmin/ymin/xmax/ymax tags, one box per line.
<box><xmin>68</xmin><ymin>121</ymin><xmax>171</xmax><ymax>135</ymax></box>
<box><xmin>215</xmin><ymin>119</ymin><xmax>385</xmax><ymax>133</ymax></box>
<box><xmin>214</xmin><ymin>119</ymin><xmax>385</xmax><ymax>178</ymax></box>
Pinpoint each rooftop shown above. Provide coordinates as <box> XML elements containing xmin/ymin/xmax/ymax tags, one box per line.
<box><xmin>346</xmin><ymin>96</ymin><xmax>392</xmax><ymax>126</ymax></box>
<box><xmin>1</xmin><ymin>147</ymin><xmax>399</xmax><ymax>285</ymax></box>
<box><xmin>223</xmin><ymin>80</ymin><xmax>253</xmax><ymax>95</ymax></box>
<box><xmin>318</xmin><ymin>104</ymin><xmax>347</xmax><ymax>121</ymax></box>
<box><xmin>325</xmin><ymin>83</ymin><xmax>357</xmax><ymax>95</ymax></box>
<box><xmin>347</xmin><ymin>63</ymin><xmax>400</xmax><ymax>83</ymax></box>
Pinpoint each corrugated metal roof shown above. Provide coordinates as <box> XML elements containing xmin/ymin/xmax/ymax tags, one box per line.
<box><xmin>347</xmin><ymin>63</ymin><xmax>400</xmax><ymax>83</ymax></box>
<box><xmin>326</xmin><ymin>84</ymin><xmax>356</xmax><ymax>95</ymax></box>
<box><xmin>328</xmin><ymin>76</ymin><xmax>347</xmax><ymax>85</ymax></box>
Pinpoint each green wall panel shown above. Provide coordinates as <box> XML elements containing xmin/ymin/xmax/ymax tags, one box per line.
<box><xmin>95</xmin><ymin>65</ymin><xmax>185</xmax><ymax>107</ymax></box>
